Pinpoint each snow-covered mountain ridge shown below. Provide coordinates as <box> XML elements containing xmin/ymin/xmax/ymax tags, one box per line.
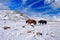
<box><xmin>0</xmin><ymin>10</ymin><xmax>60</xmax><ymax>40</ymax></box>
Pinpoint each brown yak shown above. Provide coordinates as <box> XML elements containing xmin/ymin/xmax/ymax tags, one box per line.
<box><xmin>26</xmin><ymin>19</ymin><xmax>36</xmax><ymax>25</ymax></box>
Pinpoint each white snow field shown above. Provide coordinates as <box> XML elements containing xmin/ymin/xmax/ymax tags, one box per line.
<box><xmin>0</xmin><ymin>10</ymin><xmax>60</xmax><ymax>40</ymax></box>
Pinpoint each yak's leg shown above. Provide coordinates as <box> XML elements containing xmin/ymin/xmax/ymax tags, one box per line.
<box><xmin>45</xmin><ymin>22</ymin><xmax>47</xmax><ymax>24</ymax></box>
<box><xmin>26</xmin><ymin>23</ymin><xmax>30</xmax><ymax>26</ymax></box>
<box><xmin>40</xmin><ymin>23</ymin><xmax>42</xmax><ymax>24</ymax></box>
<box><xmin>30</xmin><ymin>23</ymin><xmax>34</xmax><ymax>27</ymax></box>
<box><xmin>31</xmin><ymin>25</ymin><xmax>34</xmax><ymax>27</ymax></box>
<box><xmin>30</xmin><ymin>23</ymin><xmax>31</xmax><ymax>26</ymax></box>
<box><xmin>31</xmin><ymin>24</ymin><xmax>34</xmax><ymax>27</ymax></box>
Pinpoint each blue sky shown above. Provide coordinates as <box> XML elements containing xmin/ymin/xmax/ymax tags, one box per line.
<box><xmin>3</xmin><ymin>0</ymin><xmax>22</xmax><ymax>10</ymax></box>
<box><xmin>0</xmin><ymin>0</ymin><xmax>60</xmax><ymax>17</ymax></box>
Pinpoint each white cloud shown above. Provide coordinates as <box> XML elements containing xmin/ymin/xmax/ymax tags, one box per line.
<box><xmin>51</xmin><ymin>0</ymin><xmax>60</xmax><ymax>9</ymax></box>
<box><xmin>22</xmin><ymin>0</ymin><xmax>27</xmax><ymax>4</ymax></box>
<box><xmin>0</xmin><ymin>3</ymin><xmax>10</xmax><ymax>10</ymax></box>
<box><xmin>30</xmin><ymin>12</ymin><xmax>60</xmax><ymax>21</ymax></box>
<box><xmin>45</xmin><ymin>0</ymin><xmax>51</xmax><ymax>4</ymax></box>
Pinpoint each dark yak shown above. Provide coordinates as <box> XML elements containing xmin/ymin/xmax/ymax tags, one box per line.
<box><xmin>38</xmin><ymin>20</ymin><xmax>47</xmax><ymax>24</ymax></box>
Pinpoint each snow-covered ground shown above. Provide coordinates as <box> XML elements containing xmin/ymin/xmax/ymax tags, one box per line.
<box><xmin>0</xmin><ymin>10</ymin><xmax>60</xmax><ymax>40</ymax></box>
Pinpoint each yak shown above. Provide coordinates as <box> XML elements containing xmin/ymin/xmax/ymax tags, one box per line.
<box><xmin>26</xmin><ymin>19</ymin><xmax>36</xmax><ymax>25</ymax></box>
<box><xmin>38</xmin><ymin>20</ymin><xmax>47</xmax><ymax>24</ymax></box>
